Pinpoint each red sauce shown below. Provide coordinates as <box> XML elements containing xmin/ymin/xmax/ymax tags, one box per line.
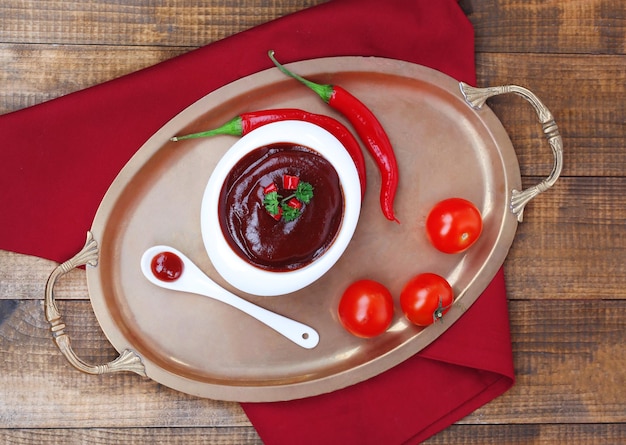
<box><xmin>151</xmin><ymin>251</ymin><xmax>184</xmax><ymax>281</ymax></box>
<box><xmin>218</xmin><ymin>143</ymin><xmax>344</xmax><ymax>271</ymax></box>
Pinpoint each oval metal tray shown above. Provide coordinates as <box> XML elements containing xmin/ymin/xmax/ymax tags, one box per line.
<box><xmin>45</xmin><ymin>57</ymin><xmax>562</xmax><ymax>402</ymax></box>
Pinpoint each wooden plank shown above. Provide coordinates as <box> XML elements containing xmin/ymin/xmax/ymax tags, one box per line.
<box><xmin>0</xmin><ymin>251</ymin><xmax>86</xmax><ymax>300</ymax></box>
<box><xmin>0</xmin><ymin>428</ymin><xmax>262</xmax><ymax>444</ymax></box>
<box><xmin>2</xmin><ymin>0</ymin><xmax>623</xmax><ymax>56</ymax></box>
<box><xmin>427</xmin><ymin>423</ymin><xmax>626</xmax><ymax>444</ymax></box>
<box><xmin>3</xmin><ymin>46</ymin><xmax>624</xmax><ymax>178</ymax></box>
<box><xmin>467</xmin><ymin>299</ymin><xmax>626</xmax><ymax>424</ymax></box>
<box><xmin>504</xmin><ymin>176</ymin><xmax>626</xmax><ymax>300</ymax></box>
<box><xmin>3</xmin><ymin>176</ymin><xmax>623</xmax><ymax>302</ymax></box>
<box><xmin>0</xmin><ymin>44</ymin><xmax>187</xmax><ymax>115</ymax></box>
<box><xmin>1</xmin><ymin>423</ymin><xmax>624</xmax><ymax>444</ymax></box>
<box><xmin>469</xmin><ymin>0</ymin><xmax>626</xmax><ymax>55</ymax></box>
<box><xmin>1</xmin><ymin>299</ymin><xmax>624</xmax><ymax>428</ymax></box>
<box><xmin>475</xmin><ymin>53</ymin><xmax>626</xmax><ymax>178</ymax></box>
<box><xmin>0</xmin><ymin>0</ymin><xmax>329</xmax><ymax>47</ymax></box>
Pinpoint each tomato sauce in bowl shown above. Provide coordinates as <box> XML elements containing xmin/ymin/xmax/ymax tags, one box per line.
<box><xmin>201</xmin><ymin>120</ymin><xmax>361</xmax><ymax>296</ymax></box>
<box><xmin>219</xmin><ymin>143</ymin><xmax>344</xmax><ymax>271</ymax></box>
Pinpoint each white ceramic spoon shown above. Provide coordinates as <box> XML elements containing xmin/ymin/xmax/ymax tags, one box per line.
<box><xmin>140</xmin><ymin>245</ymin><xmax>320</xmax><ymax>349</ymax></box>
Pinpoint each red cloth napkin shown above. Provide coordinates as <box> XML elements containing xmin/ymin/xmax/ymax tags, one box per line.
<box><xmin>0</xmin><ymin>0</ymin><xmax>514</xmax><ymax>443</ymax></box>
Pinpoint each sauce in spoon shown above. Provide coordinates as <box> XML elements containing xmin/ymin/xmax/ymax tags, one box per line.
<box><xmin>150</xmin><ymin>251</ymin><xmax>184</xmax><ymax>282</ymax></box>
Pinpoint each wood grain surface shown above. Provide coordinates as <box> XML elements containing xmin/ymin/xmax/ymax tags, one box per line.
<box><xmin>1</xmin><ymin>0</ymin><xmax>625</xmax><ymax>443</ymax></box>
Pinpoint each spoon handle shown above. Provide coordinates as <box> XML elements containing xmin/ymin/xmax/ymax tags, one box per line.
<box><xmin>193</xmin><ymin>278</ymin><xmax>320</xmax><ymax>349</ymax></box>
<box><xmin>217</xmin><ymin>289</ymin><xmax>320</xmax><ymax>349</ymax></box>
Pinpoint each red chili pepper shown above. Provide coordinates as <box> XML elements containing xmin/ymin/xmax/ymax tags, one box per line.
<box><xmin>268</xmin><ymin>205</ymin><xmax>282</xmax><ymax>221</ymax></box>
<box><xmin>287</xmin><ymin>197</ymin><xmax>302</xmax><ymax>210</ymax></box>
<box><xmin>268</xmin><ymin>50</ymin><xmax>399</xmax><ymax>223</ymax></box>
<box><xmin>283</xmin><ymin>174</ymin><xmax>300</xmax><ymax>191</ymax></box>
<box><xmin>263</xmin><ymin>182</ymin><xmax>278</xmax><ymax>194</ymax></box>
<box><xmin>170</xmin><ymin>108</ymin><xmax>367</xmax><ymax>200</ymax></box>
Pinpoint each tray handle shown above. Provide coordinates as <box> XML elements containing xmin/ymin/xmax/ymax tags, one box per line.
<box><xmin>459</xmin><ymin>82</ymin><xmax>563</xmax><ymax>222</ymax></box>
<box><xmin>44</xmin><ymin>231</ymin><xmax>147</xmax><ymax>377</ymax></box>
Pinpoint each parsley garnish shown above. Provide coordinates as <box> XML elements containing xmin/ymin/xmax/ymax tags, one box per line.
<box><xmin>295</xmin><ymin>181</ymin><xmax>314</xmax><ymax>204</ymax></box>
<box><xmin>262</xmin><ymin>176</ymin><xmax>314</xmax><ymax>222</ymax></box>
<box><xmin>282</xmin><ymin>204</ymin><xmax>301</xmax><ymax>222</ymax></box>
<box><xmin>263</xmin><ymin>191</ymin><xmax>280</xmax><ymax>216</ymax></box>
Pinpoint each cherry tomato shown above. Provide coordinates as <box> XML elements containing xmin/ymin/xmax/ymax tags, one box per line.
<box><xmin>426</xmin><ymin>198</ymin><xmax>483</xmax><ymax>254</ymax></box>
<box><xmin>400</xmin><ymin>273</ymin><xmax>453</xmax><ymax>326</ymax></box>
<box><xmin>338</xmin><ymin>279</ymin><xmax>394</xmax><ymax>338</ymax></box>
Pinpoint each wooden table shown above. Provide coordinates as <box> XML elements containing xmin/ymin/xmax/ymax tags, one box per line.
<box><xmin>1</xmin><ymin>1</ymin><xmax>624</xmax><ymax>443</ymax></box>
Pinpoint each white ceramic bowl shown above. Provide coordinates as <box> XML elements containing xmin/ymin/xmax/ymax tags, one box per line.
<box><xmin>201</xmin><ymin>120</ymin><xmax>361</xmax><ymax>296</ymax></box>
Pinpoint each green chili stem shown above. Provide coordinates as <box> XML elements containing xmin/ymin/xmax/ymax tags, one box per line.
<box><xmin>268</xmin><ymin>50</ymin><xmax>334</xmax><ymax>103</ymax></box>
<box><xmin>170</xmin><ymin>116</ymin><xmax>243</xmax><ymax>141</ymax></box>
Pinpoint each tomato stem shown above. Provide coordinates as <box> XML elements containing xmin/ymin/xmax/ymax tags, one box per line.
<box><xmin>432</xmin><ymin>296</ymin><xmax>453</xmax><ymax>324</ymax></box>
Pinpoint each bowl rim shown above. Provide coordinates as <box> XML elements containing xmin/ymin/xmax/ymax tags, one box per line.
<box><xmin>200</xmin><ymin>120</ymin><xmax>362</xmax><ymax>296</ymax></box>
